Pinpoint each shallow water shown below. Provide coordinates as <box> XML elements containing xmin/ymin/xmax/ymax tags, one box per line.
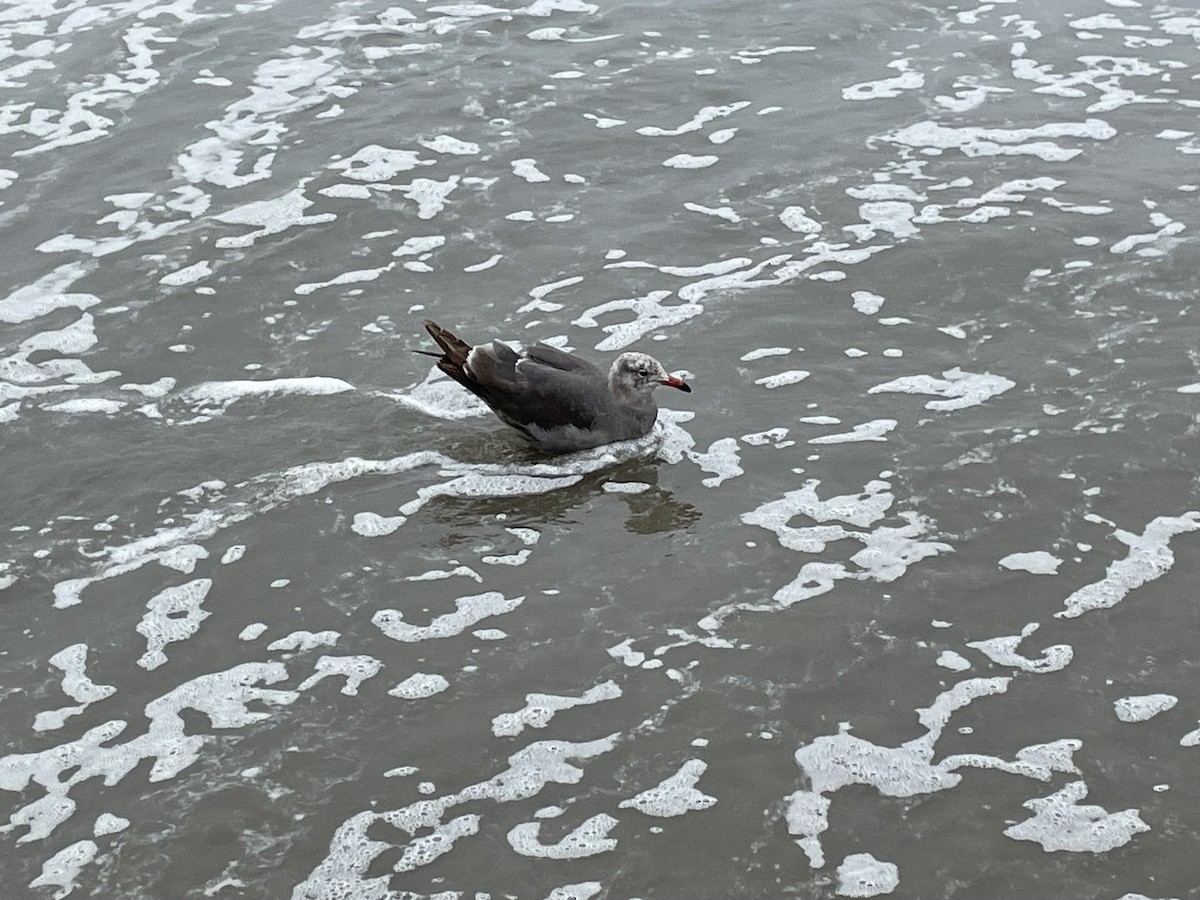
<box><xmin>2</xmin><ymin>0</ymin><xmax>1199</xmax><ymax>898</ymax></box>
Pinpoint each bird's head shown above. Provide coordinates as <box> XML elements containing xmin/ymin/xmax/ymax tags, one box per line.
<box><xmin>610</xmin><ymin>352</ymin><xmax>692</xmax><ymax>395</ymax></box>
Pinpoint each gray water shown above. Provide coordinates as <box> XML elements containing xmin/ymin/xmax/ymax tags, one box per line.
<box><xmin>2</xmin><ymin>0</ymin><xmax>1199</xmax><ymax>898</ymax></box>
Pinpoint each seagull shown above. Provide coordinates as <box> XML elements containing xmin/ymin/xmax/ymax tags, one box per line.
<box><xmin>416</xmin><ymin>319</ymin><xmax>691</xmax><ymax>452</ymax></box>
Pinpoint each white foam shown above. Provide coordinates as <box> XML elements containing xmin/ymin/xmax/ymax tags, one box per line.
<box><xmin>887</xmin><ymin>119</ymin><xmax>1116</xmax><ymax>161</ymax></box>
<box><xmin>177</xmin><ymin>47</ymin><xmax>347</xmax><ymax>189</ymax></box>
<box><xmin>33</xmin><ymin>644</ymin><xmax>117</xmax><ymax>732</ymax></box>
<box><xmin>602</xmin><ymin>481</ymin><xmax>651</xmax><ymax>494</ymax></box>
<box><xmin>295</xmin><ymin>263</ymin><xmax>396</xmax><ymax>295</ymax></box>
<box><xmin>221</xmin><ymin>545</ymin><xmax>246</xmax><ymax>565</ymax></box>
<box><xmin>544</xmin><ymin>883</ymin><xmax>603</xmax><ymax>900</ymax></box>
<box><xmin>43</xmin><ymin>398</ymin><xmax>124</xmax><ymax>415</ymax></box>
<box><xmin>573</xmin><ymin>289</ymin><xmax>702</xmax><ymax>351</ymax></box>
<box><xmin>351</xmin><ymin>512</ymin><xmax>406</xmax><ymax>537</ymax></box>
<box><xmin>136</xmin><ymin>578</ymin><xmax>213</xmax><ymax>670</ymax></box>
<box><xmin>394</xmin><ymin>813</ymin><xmax>479</xmax><ymax>872</ymax></box>
<box><xmin>714</xmin><ymin>478</ymin><xmax>950</xmax><ymax>628</ymax></box>
<box><xmin>482</xmin><ymin>548</ymin><xmax>532</xmax><ymax>566</ymax></box>
<box><xmin>1113</xmin><ymin>694</ymin><xmax>1178</xmax><ymax>723</ymax></box>
<box><xmin>3</xmin><ymin>661</ymin><xmax>299</xmax><ymax>848</ymax></box>
<box><xmin>836</xmin><ymin>852</ymin><xmax>900</xmax><ymax>897</ymax></box>
<box><xmin>809</xmin><ymin>419</ymin><xmax>897</xmax><ymax>444</ymax></box>
<box><xmin>584</xmin><ymin>113</ymin><xmax>626</xmax><ymax>128</ymax></box>
<box><xmin>238</xmin><ymin>623</ymin><xmax>268</xmax><ymax>641</ymax></box>
<box><xmin>179</xmin><ymin>377</ymin><xmax>354</xmax><ymax>411</ymax></box>
<box><xmin>740</xmin><ymin>347</ymin><xmax>791</xmax><ymax>361</ymax></box>
<box><xmin>159</xmin><ymin>261</ymin><xmax>212</xmax><ymax>286</ymax></box>
<box><xmin>395</xmin><ymin>368</ymin><xmax>491</xmax><ymax>419</ymax></box>
<box><xmin>618</xmin><ymin>758</ymin><xmax>716</xmax><ymax>816</ymax></box>
<box><xmin>741</xmin><ymin>427</ymin><xmax>792</xmax><ymax>446</ymax></box>
<box><xmin>512</xmin><ymin>158</ymin><xmax>552</xmax><ymax>182</ymax></box>
<box><xmin>637</xmin><ymin>101</ymin><xmax>750</xmax><ymax>136</ymax></box>
<box><xmin>845</xmin><ymin>201</ymin><xmax>918</xmax><ymax>240</ymax></box>
<box><xmin>373</xmin><ymin>591</ymin><xmax>523</xmax><ymax>642</ymax></box>
<box><xmin>93</xmin><ymin>813</ymin><xmax>129</xmax><ymax>836</ymax></box>
<box><xmin>788</xmin><ymin>678</ymin><xmax>1020</xmax><ymax>867</ymax></box>
<box><xmin>999</xmin><ymin>551</ymin><xmax>1062</xmax><ymax>574</ymax></box>
<box><xmin>607</xmin><ymin>638</ymin><xmax>646</xmax><ymax>667</ymax></box>
<box><xmin>780</xmin><ymin>206</ymin><xmax>821</xmax><ymax>233</ymax></box>
<box><xmin>662</xmin><ymin>153</ymin><xmax>719</xmax><ymax>169</ymax></box>
<box><xmin>28</xmin><ymin>838</ymin><xmax>97</xmax><ymax>898</ymax></box>
<box><xmin>755</xmin><ymin>369</ymin><xmax>811</xmax><ymax>389</ymax></box>
<box><xmin>507</xmin><ymin>812</ymin><xmax>618</xmax><ymax>858</ymax></box>
<box><xmin>389</xmin><ymin>673</ymin><xmax>450</xmax><ymax>700</ymax></box>
<box><xmin>398</xmin><ymin>175</ymin><xmax>460</xmax><ymax>219</ymax></box>
<box><xmin>296</xmin><ymin>655</ymin><xmax>382</xmax><ymax>696</ymax></box>
<box><xmin>492</xmin><ymin>681</ymin><xmax>621</xmax><ymax>736</ymax></box>
<box><xmin>843</xmin><ymin>59</ymin><xmax>924</xmax><ymax>101</ymax></box>
<box><xmin>418</xmin><ymin>134</ymin><xmax>479</xmax><ymax>155</ymax></box>
<box><xmin>406</xmin><ymin>565</ymin><xmax>483</xmax><ymax>582</ymax></box>
<box><xmin>120</xmin><ymin>377</ymin><xmax>175</xmax><ymax>398</ymax></box>
<box><xmin>852</xmin><ymin>290</ymin><xmax>886</xmax><ymax>314</ymax></box>
<box><xmin>297</xmin><ymin>735</ymin><xmax>617</xmax><ymax>891</ymax></box>
<box><xmin>1057</xmin><ymin>513</ymin><xmax>1200</xmax><ymax>618</ymax></box>
<box><xmin>683</xmin><ymin>201</ymin><xmax>741</xmax><ymax>222</ymax></box>
<box><xmin>213</xmin><ymin>189</ymin><xmax>337</xmax><ymax>249</ymax></box>
<box><xmin>744</xmin><ymin>478</ymin><xmax>894</xmax><ymax>542</ymax></box>
<box><xmin>267</xmin><ymin>630</ymin><xmax>339</xmax><ymax>652</ymax></box>
<box><xmin>868</xmin><ymin>368</ymin><xmax>1015</xmax><ymax>411</ymax></box>
<box><xmin>967</xmin><ymin>624</ymin><xmax>1073</xmax><ymax>674</ymax></box>
<box><xmin>687</xmin><ymin>437</ymin><xmax>743</xmax><ymax>487</ymax></box>
<box><xmin>158</xmin><ymin>543</ymin><xmax>209</xmax><ymax>574</ymax></box>
<box><xmin>936</xmin><ymin>650</ymin><xmax>971</xmax><ymax>672</ymax></box>
<box><xmin>1004</xmin><ymin>781</ymin><xmax>1149</xmax><ymax>852</ymax></box>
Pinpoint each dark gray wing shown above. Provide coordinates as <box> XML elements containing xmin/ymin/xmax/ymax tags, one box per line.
<box><xmin>522</xmin><ymin>343</ymin><xmax>604</xmax><ymax>377</ymax></box>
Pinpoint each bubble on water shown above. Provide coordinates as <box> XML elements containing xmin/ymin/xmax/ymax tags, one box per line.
<box><xmin>619</xmin><ymin>759</ymin><xmax>716</xmax><ymax>817</ymax></box>
<box><xmin>351</xmin><ymin>512</ymin><xmax>406</xmax><ymax>537</ymax></box>
<box><xmin>389</xmin><ymin>673</ymin><xmax>450</xmax><ymax>700</ymax></box>
<box><xmin>373</xmin><ymin>592</ymin><xmax>523</xmax><ymax>643</ymax></box>
<box><xmin>1113</xmin><ymin>694</ymin><xmax>1178</xmax><ymax>723</ymax></box>
<box><xmin>1057</xmin><ymin>513</ymin><xmax>1200</xmax><ymax>618</ymax></box>
<box><xmin>868</xmin><ymin>368</ymin><xmax>1015</xmax><ymax>411</ymax></box>
<box><xmin>492</xmin><ymin>681</ymin><xmax>621</xmax><ymax>737</ymax></box>
<box><xmin>809</xmin><ymin>419</ymin><xmax>897</xmax><ymax>444</ymax></box>
<box><xmin>393</xmin><ymin>813</ymin><xmax>479</xmax><ymax>872</ymax></box>
<box><xmin>3</xmin><ymin>663</ymin><xmax>297</xmax><ymax>848</ymax></box>
<box><xmin>28</xmin><ymin>838</ymin><xmax>97</xmax><ymax>898</ymax></box>
<box><xmin>836</xmin><ymin>852</ymin><xmax>900</xmax><ymax>897</ymax></box>
<box><xmin>507</xmin><ymin>812</ymin><xmax>618</xmax><ymax>858</ymax></box>
<box><xmin>998</xmin><ymin>551</ymin><xmax>1062</xmax><ymax>575</ymax></box>
<box><xmin>33</xmin><ymin>643</ymin><xmax>116</xmax><ymax>732</ymax></box>
<box><xmin>136</xmin><ymin>578</ymin><xmax>213</xmax><ymax>671</ymax></box>
<box><xmin>755</xmin><ymin>369</ymin><xmax>811</xmax><ymax>389</ymax></box>
<box><xmin>267</xmin><ymin>630</ymin><xmax>340</xmax><ymax>653</ymax></box>
<box><xmin>297</xmin><ymin>656</ymin><xmax>382</xmax><ymax>696</ymax></box>
<box><xmin>1004</xmin><ymin>780</ymin><xmax>1149</xmax><ymax>852</ymax></box>
<box><xmin>544</xmin><ymin>883</ymin><xmax>603</xmax><ymax>900</ymax></box>
<box><xmin>221</xmin><ymin>544</ymin><xmax>246</xmax><ymax>565</ymax></box>
<box><xmin>687</xmin><ymin>437</ymin><xmax>743</xmax><ymax>488</ymax></box>
<box><xmin>787</xmin><ymin>678</ymin><xmax>1026</xmax><ymax>867</ymax></box>
<box><xmin>936</xmin><ymin>650</ymin><xmax>971</xmax><ymax>672</ymax></box>
<box><xmin>93</xmin><ymin>812</ymin><xmax>129</xmax><ymax>836</ymax></box>
<box><xmin>967</xmin><ymin>624</ymin><xmax>1073</xmax><ymax>674</ymax></box>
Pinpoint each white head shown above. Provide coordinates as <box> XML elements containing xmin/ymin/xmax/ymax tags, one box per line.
<box><xmin>609</xmin><ymin>352</ymin><xmax>692</xmax><ymax>396</ymax></box>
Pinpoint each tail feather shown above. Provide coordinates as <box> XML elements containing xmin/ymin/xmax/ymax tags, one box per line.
<box><xmin>423</xmin><ymin>320</ymin><xmax>471</xmax><ymax>366</ymax></box>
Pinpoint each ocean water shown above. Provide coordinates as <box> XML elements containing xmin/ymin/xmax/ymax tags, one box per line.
<box><xmin>2</xmin><ymin>0</ymin><xmax>1199</xmax><ymax>898</ymax></box>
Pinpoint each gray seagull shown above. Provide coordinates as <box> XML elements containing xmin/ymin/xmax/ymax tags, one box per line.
<box><xmin>417</xmin><ymin>320</ymin><xmax>692</xmax><ymax>452</ymax></box>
